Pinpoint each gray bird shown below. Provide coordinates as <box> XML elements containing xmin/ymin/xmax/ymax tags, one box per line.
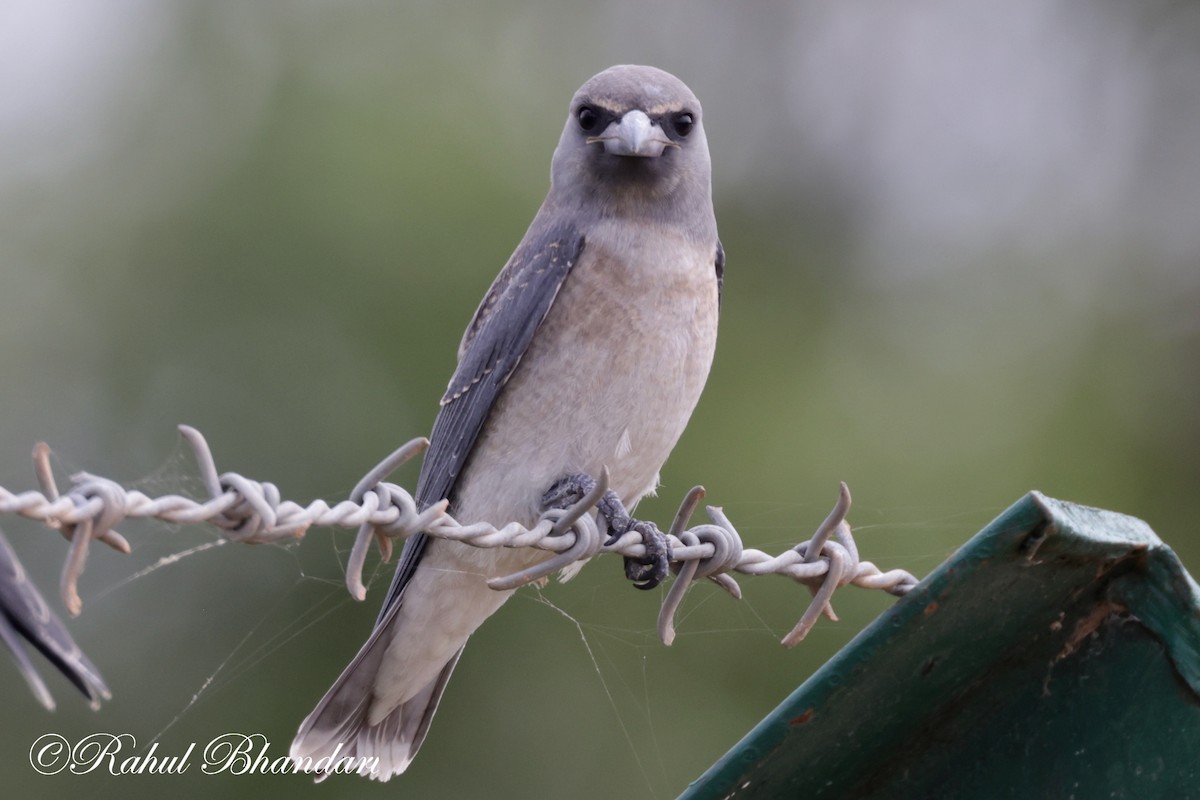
<box><xmin>290</xmin><ymin>64</ymin><xmax>722</xmax><ymax>780</ymax></box>
<box><xmin>0</xmin><ymin>528</ymin><xmax>110</xmax><ymax>711</ymax></box>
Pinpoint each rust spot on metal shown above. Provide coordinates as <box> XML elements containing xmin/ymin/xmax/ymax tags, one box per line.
<box><xmin>789</xmin><ymin>708</ymin><xmax>815</xmax><ymax>726</ymax></box>
<box><xmin>1054</xmin><ymin>600</ymin><xmax>1128</xmax><ymax>664</ymax></box>
<box><xmin>924</xmin><ymin>601</ymin><xmax>939</xmax><ymax>616</ymax></box>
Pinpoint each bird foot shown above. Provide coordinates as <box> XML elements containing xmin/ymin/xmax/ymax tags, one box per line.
<box><xmin>541</xmin><ymin>472</ymin><xmax>673</xmax><ymax>590</ymax></box>
<box><xmin>619</xmin><ymin>520</ymin><xmax>671</xmax><ymax>590</ymax></box>
<box><xmin>541</xmin><ymin>472</ymin><xmax>599</xmax><ymax>512</ymax></box>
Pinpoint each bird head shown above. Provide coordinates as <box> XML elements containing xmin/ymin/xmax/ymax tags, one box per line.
<box><xmin>549</xmin><ymin>65</ymin><xmax>713</xmax><ymax>222</ymax></box>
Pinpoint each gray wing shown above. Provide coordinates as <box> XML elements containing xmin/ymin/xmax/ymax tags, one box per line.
<box><xmin>0</xmin><ymin>528</ymin><xmax>110</xmax><ymax>710</ymax></box>
<box><xmin>376</xmin><ymin>220</ymin><xmax>586</xmax><ymax>622</ymax></box>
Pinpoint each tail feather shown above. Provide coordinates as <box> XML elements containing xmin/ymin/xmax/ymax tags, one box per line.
<box><xmin>290</xmin><ymin>605</ymin><xmax>463</xmax><ymax>781</ymax></box>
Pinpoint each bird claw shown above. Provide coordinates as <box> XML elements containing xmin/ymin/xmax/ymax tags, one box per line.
<box><xmin>624</xmin><ymin>520</ymin><xmax>672</xmax><ymax>590</ymax></box>
<box><xmin>540</xmin><ymin>473</ymin><xmax>598</xmax><ymax>512</ymax></box>
<box><xmin>595</xmin><ymin>489</ymin><xmax>673</xmax><ymax>589</ymax></box>
<box><xmin>543</xmin><ymin>472</ymin><xmax>673</xmax><ymax>590</ymax></box>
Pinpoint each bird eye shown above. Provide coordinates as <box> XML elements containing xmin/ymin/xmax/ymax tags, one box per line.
<box><xmin>577</xmin><ymin>105</ymin><xmax>599</xmax><ymax>132</ymax></box>
<box><xmin>672</xmin><ymin>112</ymin><xmax>695</xmax><ymax>138</ymax></box>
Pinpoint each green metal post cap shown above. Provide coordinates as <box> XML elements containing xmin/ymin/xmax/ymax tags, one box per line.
<box><xmin>680</xmin><ymin>492</ymin><xmax>1200</xmax><ymax>800</ymax></box>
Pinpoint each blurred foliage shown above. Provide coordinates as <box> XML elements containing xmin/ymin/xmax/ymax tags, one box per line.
<box><xmin>0</xmin><ymin>1</ymin><xmax>1196</xmax><ymax>799</ymax></box>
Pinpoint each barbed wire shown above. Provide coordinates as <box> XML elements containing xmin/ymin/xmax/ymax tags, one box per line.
<box><xmin>0</xmin><ymin>424</ymin><xmax>918</xmax><ymax>647</ymax></box>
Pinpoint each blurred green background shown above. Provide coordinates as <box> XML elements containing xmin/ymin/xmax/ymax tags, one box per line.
<box><xmin>1</xmin><ymin>1</ymin><xmax>1197</xmax><ymax>798</ymax></box>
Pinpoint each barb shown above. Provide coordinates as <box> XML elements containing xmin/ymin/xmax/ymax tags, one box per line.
<box><xmin>0</xmin><ymin>425</ymin><xmax>919</xmax><ymax>646</ymax></box>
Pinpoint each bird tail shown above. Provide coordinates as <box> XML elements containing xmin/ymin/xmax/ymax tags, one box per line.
<box><xmin>289</xmin><ymin>608</ymin><xmax>463</xmax><ymax>782</ymax></box>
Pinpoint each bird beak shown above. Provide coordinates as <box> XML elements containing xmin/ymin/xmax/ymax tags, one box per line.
<box><xmin>591</xmin><ymin>110</ymin><xmax>676</xmax><ymax>158</ymax></box>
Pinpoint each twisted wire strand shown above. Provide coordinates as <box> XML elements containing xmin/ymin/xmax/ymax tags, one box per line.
<box><xmin>0</xmin><ymin>425</ymin><xmax>919</xmax><ymax>646</ymax></box>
